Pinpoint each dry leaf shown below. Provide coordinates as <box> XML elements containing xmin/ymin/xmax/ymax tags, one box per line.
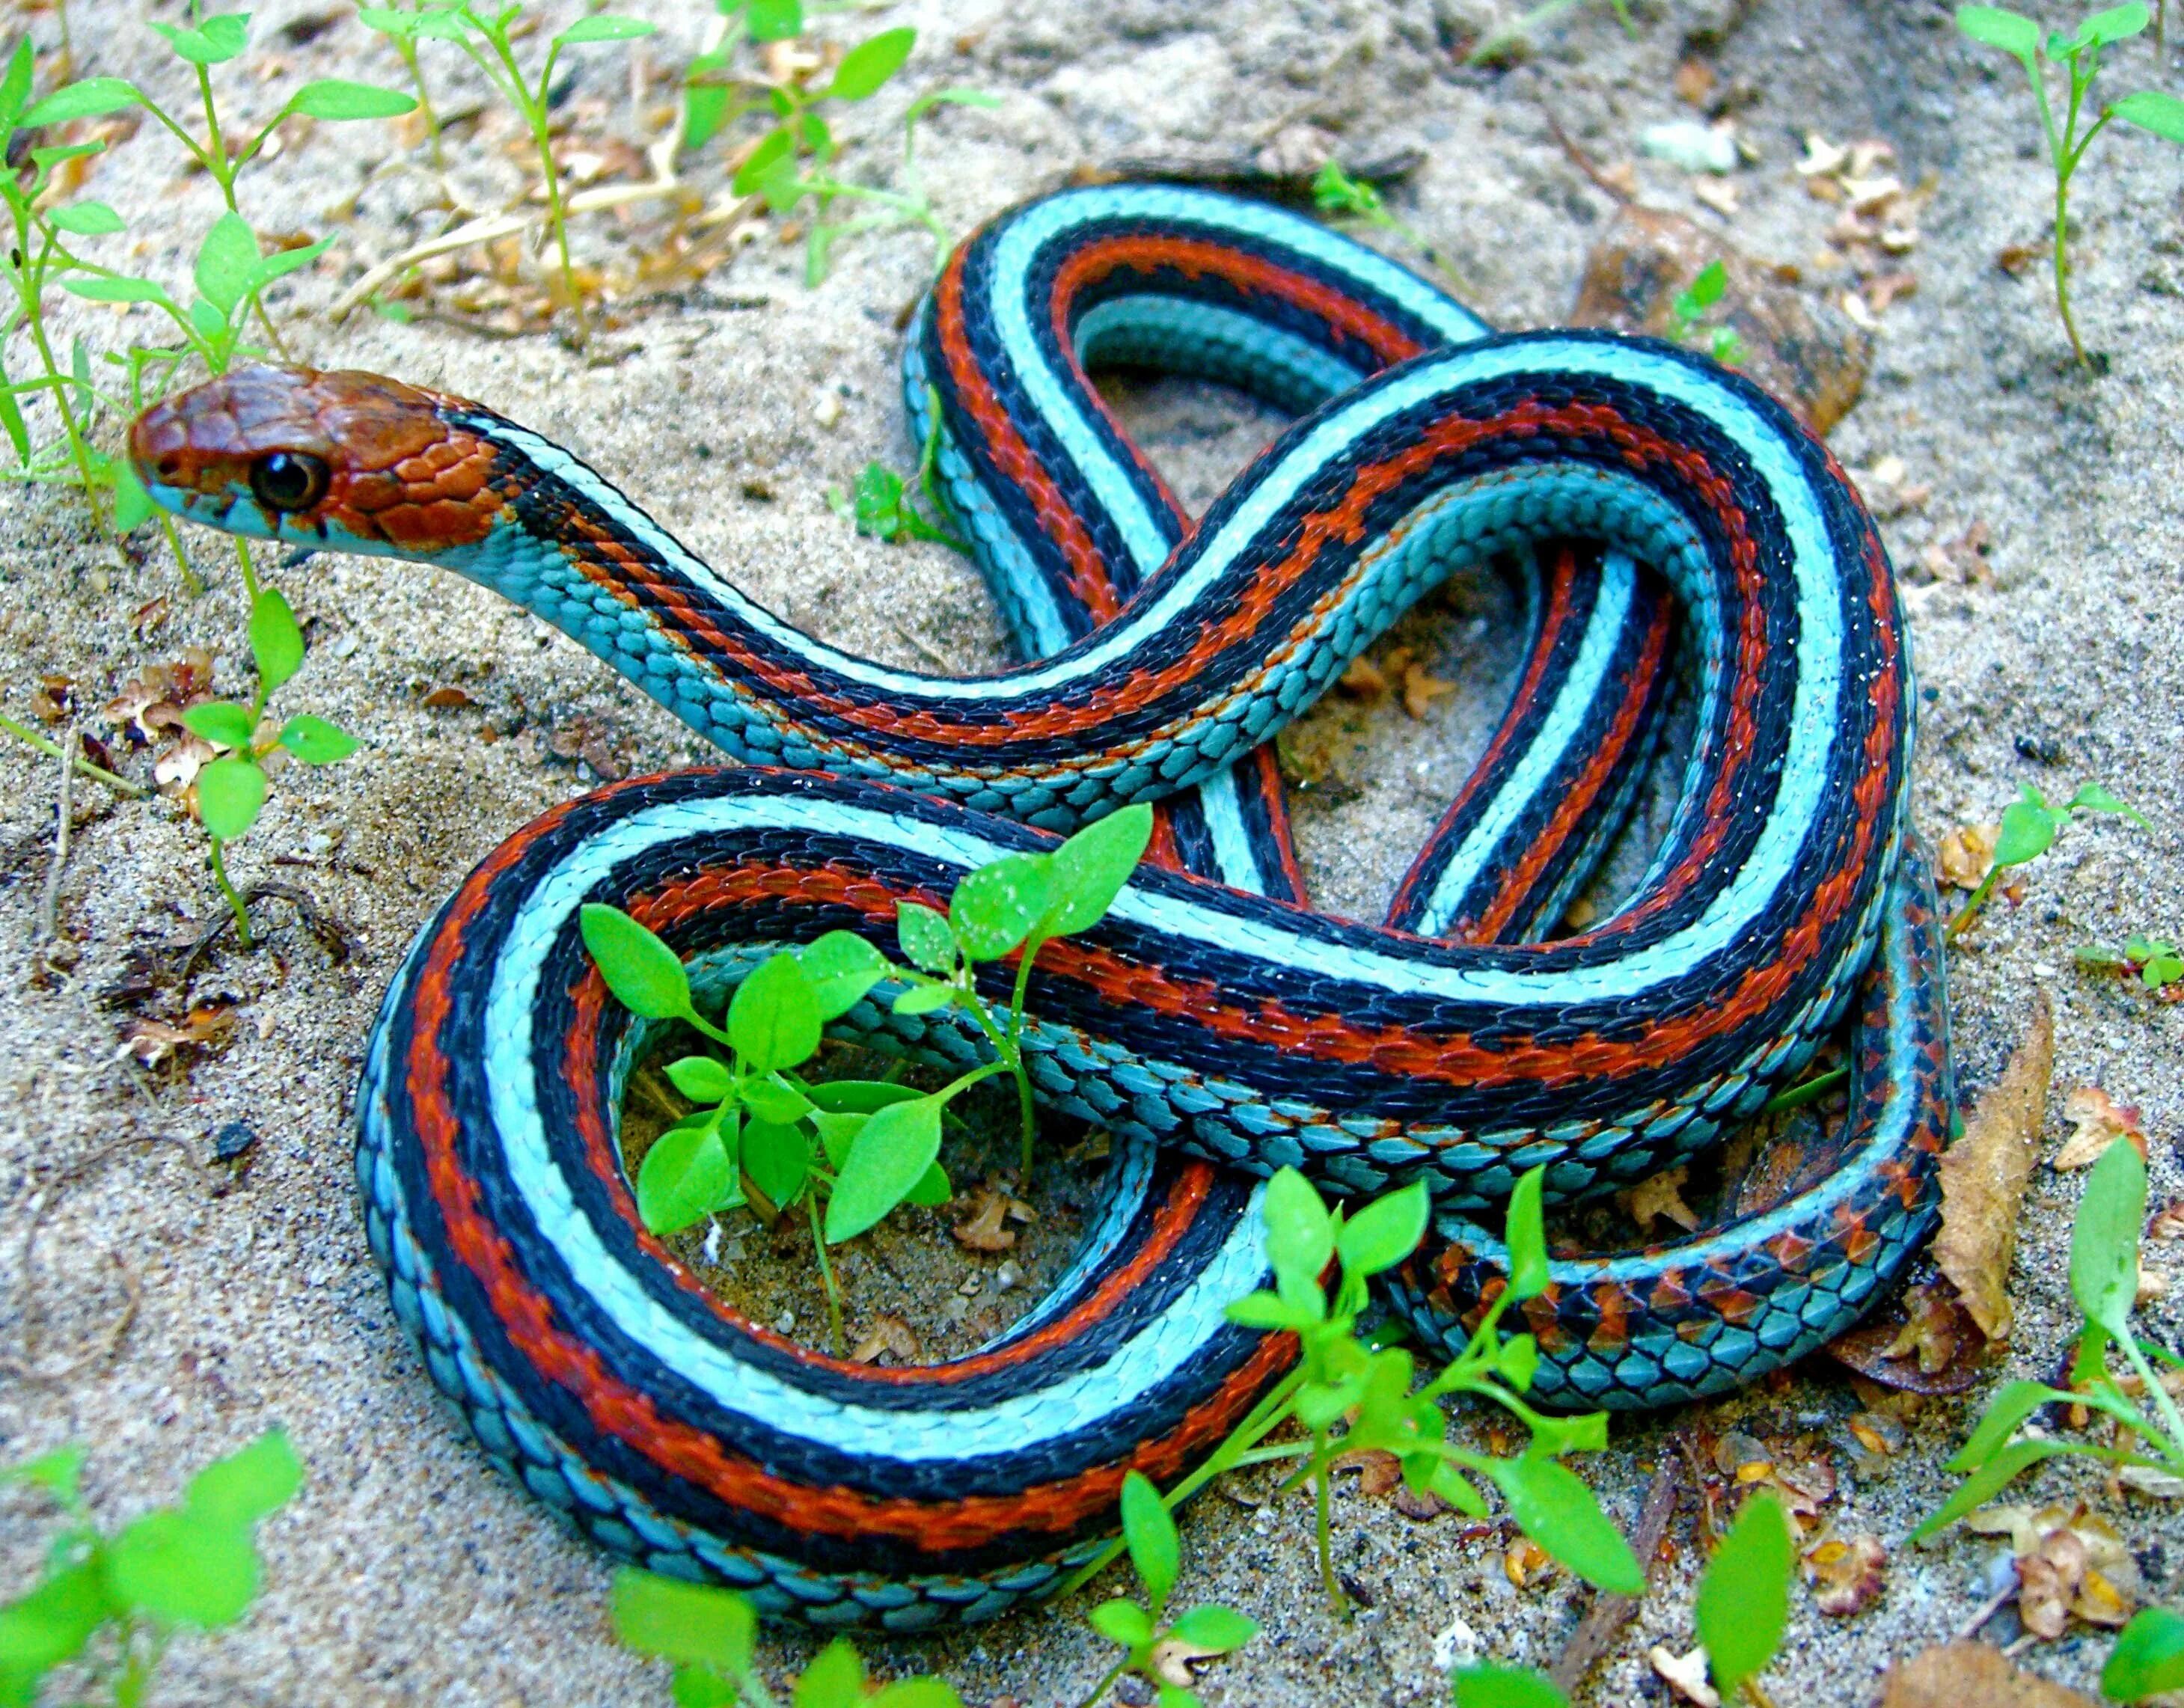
<box><xmin>1805</xmin><ymin>1531</ymin><xmax>1886</xmax><ymax>1615</ymax></box>
<box><xmin>951</xmin><ymin>1181</ymin><xmax>1034</xmax><ymax>1253</ymax></box>
<box><xmin>848</xmin><ymin>1315</ymin><xmax>918</xmax><ymax>1365</ymax></box>
<box><xmin>2151</xmin><ymin>1199</ymin><xmax>2184</xmax><ymax>1242</ymax></box>
<box><xmin>1504</xmin><ymin>1537</ymin><xmax>1553</xmax><ymax>1587</ymax></box>
<box><xmin>420</xmin><ymin>685</ymin><xmax>476</xmax><ymax>709</ymax></box>
<box><xmin>1338</xmin><ymin>655</ymin><xmax>1389</xmax><ymax>699</ymax></box>
<box><xmin>1797</xmin><ymin>132</ymin><xmax>1850</xmax><ymax>177</ymax></box>
<box><xmin>1401</xmin><ymin>662</ymin><xmax>1453</xmax><ymax>720</ymax></box>
<box><xmin>1995</xmin><ymin>243</ymin><xmax>2043</xmax><ymax>275</ymax></box>
<box><xmin>1935</xmin><ymin>997</ymin><xmax>2053</xmax><ymax>1341</ymax></box>
<box><xmin>1150</xmin><ymin>1636</ymin><xmax>1232</xmax><ymax>1689</ymax></box>
<box><xmin>1827</xmin><ymin>1278</ymin><xmax>1989</xmax><ymax>1394</ymax></box>
<box><xmin>1692</xmin><ymin>177</ymin><xmax>1740</xmax><ymax>217</ymax></box>
<box><xmin>2118</xmin><ymin>1465</ymin><xmax>2184</xmax><ymax>1499</ymax></box>
<box><xmin>1878</xmin><ymin>1641</ymin><xmax>2103</xmax><ymax>1707</ymax></box>
<box><xmin>1649</xmin><ymin>1645</ymin><xmax>1721</xmax><ymax>1708</ymax></box>
<box><xmin>1333</xmin><ymin>1448</ymin><xmax>1404</xmax><ymax>1497</ymax></box>
<box><xmin>120</xmin><ymin>1005</ymin><xmax>237</xmax><ymax>1066</ymax></box>
<box><xmin>1619</xmin><ymin>1165</ymin><xmax>1701</xmax><ymax>1235</ymax></box>
<box><xmin>1967</xmin><ymin>1504</ymin><xmax>2141</xmax><ymax>1638</ymax></box>
<box><xmin>1673</xmin><ymin>59</ymin><xmax>1716</xmax><ymax>105</ymax></box>
<box><xmin>2054</xmin><ymin>1088</ymin><xmax>2147</xmax><ymax>1169</ymax></box>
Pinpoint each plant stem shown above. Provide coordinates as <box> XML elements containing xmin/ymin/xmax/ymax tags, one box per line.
<box><xmin>1068</xmin><ymin>1658</ymin><xmax>1132</xmax><ymax>1708</ymax></box>
<box><xmin>233</xmin><ymin>536</ymin><xmax>260</xmax><ymax>601</ymax></box>
<box><xmin>1946</xmin><ymin>868</ymin><xmax>2001</xmax><ymax>940</ymax></box>
<box><xmin>1759</xmin><ymin>1063</ymin><xmax>1850</xmax><ymax>1116</ymax></box>
<box><xmin>0</xmin><ymin>713</ymin><xmax>147</xmax><ymax>796</ymax></box>
<box><xmin>207</xmin><ymin>834</ymin><xmax>252</xmax><ymax>949</ymax></box>
<box><xmin>1313</xmin><ymin>1450</ymin><xmax>1346</xmax><ymax>1614</ymax></box>
<box><xmin>805</xmin><ymin>1188</ymin><xmax>844</xmax><ymax>1355</ymax></box>
<box><xmin>161</xmin><ymin>515</ymin><xmax>206</xmax><ymax>595</ymax></box>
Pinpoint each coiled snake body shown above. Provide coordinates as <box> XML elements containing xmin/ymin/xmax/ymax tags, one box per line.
<box><xmin>132</xmin><ymin>185</ymin><xmax>1951</xmax><ymax>1628</ymax></box>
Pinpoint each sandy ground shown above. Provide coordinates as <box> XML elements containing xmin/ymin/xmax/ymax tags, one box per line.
<box><xmin>2</xmin><ymin>0</ymin><xmax>2182</xmax><ymax>1704</ymax></box>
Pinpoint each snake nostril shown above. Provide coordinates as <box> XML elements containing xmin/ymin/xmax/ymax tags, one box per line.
<box><xmin>157</xmin><ymin>455</ymin><xmax>182</xmax><ymax>480</ymax></box>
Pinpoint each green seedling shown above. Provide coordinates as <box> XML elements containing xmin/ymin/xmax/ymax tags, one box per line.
<box><xmin>0</xmin><ymin>1430</ymin><xmax>302</xmax><ymax>1707</ymax></box>
<box><xmin>1948</xmin><ymin>780</ymin><xmax>2147</xmax><ymax>938</ymax></box>
<box><xmin>358</xmin><ymin>1</ymin><xmax>454</xmax><ymax>164</ymax></box>
<box><xmin>1671</xmin><ymin>260</ymin><xmax>1749</xmax><ymax>366</ymax></box>
<box><xmin>1913</xmin><ymin>1139</ymin><xmax>2184</xmax><ymax>1540</ymax></box>
<box><xmin>582</xmin><ymin>804</ymin><xmax>1154</xmax><ymax>1349</ymax></box>
<box><xmin>1312</xmin><ymin>161</ymin><xmax>1466</xmax><ymax>290</ymax></box>
<box><xmin>180</xmin><ymin>586</ymin><xmax>361</xmax><ymax>949</ymax></box>
<box><xmin>2105</xmin><ymin>1606</ymin><xmax>2184</xmax><ymax>1702</ymax></box>
<box><xmin>682</xmin><ymin>0</ymin><xmax>810</xmax><ymax>156</ymax></box>
<box><xmin>1465</xmin><ymin>0</ymin><xmax>1638</xmax><ymax>66</ymax></box>
<box><xmin>361</xmin><ymin>4</ymin><xmax>656</xmax><ymax>325</ymax></box>
<box><xmin>1077</xmin><ymin>1472</ymin><xmax>1257</xmax><ymax>1708</ymax></box>
<box><xmin>1064</xmin><ymin>1166</ymin><xmax>1642</xmax><ymax>1620</ymax></box>
<box><xmin>611</xmin><ymin>1569</ymin><xmax>962</xmax><ymax>1706</ymax></box>
<box><xmin>828</xmin><ymin>385</ymin><xmax>968</xmax><ymax>554</ymax></box>
<box><xmin>2074</xmin><ymin>931</ymin><xmax>2184</xmax><ymax>994</ymax></box>
<box><xmin>1957</xmin><ymin>4</ymin><xmax>2184</xmax><ymax>368</ymax></box>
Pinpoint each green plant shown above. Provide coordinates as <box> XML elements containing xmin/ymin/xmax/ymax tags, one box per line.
<box><xmin>358</xmin><ymin>1</ymin><xmax>452</xmax><ymax>165</ymax></box>
<box><xmin>1076</xmin><ymin>1472</ymin><xmax>1258</xmax><ymax>1708</ymax></box>
<box><xmin>1948</xmin><ymin>780</ymin><xmax>2147</xmax><ymax>938</ymax></box>
<box><xmin>360</xmin><ymin>4</ymin><xmax>656</xmax><ymax>324</ymax></box>
<box><xmin>737</xmin><ymin>38</ymin><xmax>1000</xmax><ymax>287</ymax></box>
<box><xmin>1065</xmin><ymin>1166</ymin><xmax>1642</xmax><ymax>1622</ymax></box>
<box><xmin>581</xmin><ymin>804</ymin><xmax>1154</xmax><ymax>1348</ymax></box>
<box><xmin>2104</xmin><ymin>1606</ymin><xmax>2184</xmax><ymax>1701</ymax></box>
<box><xmin>0</xmin><ymin>1430</ymin><xmax>302</xmax><ymax>1707</ymax></box>
<box><xmin>180</xmin><ymin>587</ymin><xmax>361</xmax><ymax>949</ymax></box>
<box><xmin>1464</xmin><ymin>0</ymin><xmax>1638</xmax><ymax>66</ymax></box>
<box><xmin>1671</xmin><ymin>260</ymin><xmax>1749</xmax><ymax>366</ymax></box>
<box><xmin>1957</xmin><ymin>4</ymin><xmax>2184</xmax><ymax>367</ymax></box>
<box><xmin>1312</xmin><ymin>161</ymin><xmax>1465</xmax><ymax>290</ymax></box>
<box><xmin>1913</xmin><ymin>1139</ymin><xmax>2184</xmax><ymax>1540</ymax></box>
<box><xmin>827</xmin><ymin>385</ymin><xmax>968</xmax><ymax>554</ymax></box>
<box><xmin>2075</xmin><ymin>931</ymin><xmax>2184</xmax><ymax>993</ymax></box>
<box><xmin>682</xmin><ymin>0</ymin><xmax>815</xmax><ymax>156</ymax></box>
<box><xmin>611</xmin><ymin>1568</ymin><xmax>961</xmax><ymax>1706</ymax></box>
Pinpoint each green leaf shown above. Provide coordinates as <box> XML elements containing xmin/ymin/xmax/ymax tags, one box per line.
<box><xmin>611</xmin><ymin>1569</ymin><xmax>755</xmax><ymax>1677</ymax></box>
<box><xmin>1991</xmin><ymin>795</ymin><xmax>2058</xmax><ymax>868</ymax></box>
<box><xmin>670</xmin><ymin>1665</ymin><xmax>738</xmax><ymax>1708</ymax></box>
<box><xmin>741</xmin><ymin>1074</ymin><xmax>810</xmax><ymax>1125</ymax></box>
<box><xmin>1909</xmin><ymin>1436</ymin><xmax>2082</xmax><ymax>1540</ymax></box>
<box><xmin>896</xmin><ymin>902</ymin><xmax>955</xmax><ymax>975</ymax></box>
<box><xmin>1312</xmin><ymin>159</ymin><xmax>1380</xmax><ymax>216</ymax></box>
<box><xmin>2112</xmin><ymin>89</ymin><xmax>2184</xmax><ymax>143</ymax></box>
<box><xmin>194</xmin><ymin>212</ymin><xmax>263</xmax><ymax>317</ymax></box>
<box><xmin>1504</xmin><ymin>1165</ymin><xmax>1551</xmax><ymax>1301</ymax></box>
<box><xmin>1166</xmin><ymin>1603</ymin><xmax>1257</xmax><ymax>1653</ymax></box>
<box><xmin>1088</xmin><ymin>1598</ymin><xmax>1154</xmax><ymax>1650</ymax></box>
<box><xmin>183</xmin><ymin>700</ymin><xmax>256</xmax><ymax>750</ymax></box>
<box><xmin>664</xmin><ymin>1054</ymin><xmax>733</xmax><ymax>1104</ymax></box>
<box><xmin>558</xmin><ymin>14</ymin><xmax>656</xmax><ymax>46</ymax></box>
<box><xmin>189</xmin><ymin>296</ymin><xmax>230</xmax><ymax>345</ymax></box>
<box><xmin>1223</xmin><ymin>1288</ymin><xmax>1313</xmax><ymax>1331</ymax></box>
<box><xmin>249</xmin><ymin>586</ymin><xmax>305</xmax><ymax>695</ymax></box>
<box><xmin>728</xmin><ymin>953</ymin><xmax>822</xmax><ymax>1074</ymax></box>
<box><xmin>64</xmin><ymin>278</ymin><xmax>177</xmax><ymax>308</ymax></box>
<box><xmin>186</xmin><ymin>1430</ymin><xmax>302</xmax><ymax>1528</ymax></box>
<box><xmin>1946</xmin><ymin>1380</ymin><xmax>2068</xmax><ymax>1472</ymax></box>
<box><xmin>111</xmin><ymin>459</ymin><xmax>155</xmax><ymax>531</ymax></box>
<box><xmin>891</xmin><ymin>983</ymin><xmax>957</xmax><ymax>1017</ymax></box>
<box><xmin>1119</xmin><ymin>1471</ymin><xmax>1178</xmax><ymax>1609</ymax></box>
<box><xmin>22</xmin><ymin>78</ymin><xmax>144</xmax><ymax>127</ymax></box>
<box><xmin>949</xmin><ymin>851</ymin><xmax>1051</xmax><ymax>961</ymax></box>
<box><xmin>248</xmin><ymin>237</ymin><xmax>336</xmax><ymax>297</ymax></box>
<box><xmin>792</xmin><ymin>1637</ymin><xmax>865</xmax><ymax>1708</ymax></box>
<box><xmin>1483</xmin><ymin>1454</ymin><xmax>1643</xmax><ymax>1595</ymax></box>
<box><xmin>1688</xmin><ymin>259</ymin><xmax>1727</xmax><ymax>308</ymax></box>
<box><xmin>0</xmin><ymin>39</ymin><xmax>31</xmax><ymax>135</ymax></box>
<box><xmin>276</xmin><ymin>714</ymin><xmax>360</xmax><ymax>766</ymax></box>
<box><xmin>1695</xmin><ymin>1490</ymin><xmax>1791</xmax><ymax>1698</ymax></box>
<box><xmin>1044</xmin><ymin>803</ymin><xmax>1153</xmax><ymax>936</ymax></box>
<box><xmin>747</xmin><ymin>0</ymin><xmax>803</xmax><ymax>40</ymax></box>
<box><xmin>2067</xmin><ymin>781</ymin><xmax>2153</xmax><ymax>828</ymax></box>
<box><xmin>683</xmin><ymin>84</ymin><xmax>732</xmax><ymax>150</ymax></box>
<box><xmin>866</xmin><ymin>1681</ymin><xmax>964</xmax><ymax>1708</ymax></box>
<box><xmin>286</xmin><ymin>80</ymin><xmax>417</xmax><ymax>121</ymax></box>
<box><xmin>2103</xmin><ymin>1606</ymin><xmax>2184</xmax><ymax>1702</ymax></box>
<box><xmin>2071</xmin><ymin>1136</ymin><xmax>2148</xmax><ymax>1338</ymax></box>
<box><xmin>196</xmin><ymin>757</ymin><xmax>267</xmax><ymax>841</ymax></box>
<box><xmin>904</xmin><ymin>87</ymin><xmax>1003</xmax><ymax>126</ymax></box>
<box><xmin>46</xmin><ymin>201</ymin><xmax>125</xmax><ymax>236</ymax></box>
<box><xmin>637</xmin><ymin>1119</ymin><xmax>734</xmax><ymax>1235</ymax></box>
<box><xmin>2076</xmin><ymin>3</ymin><xmax>2150</xmax><ymax>47</ymax></box>
<box><xmin>580</xmin><ymin>904</ymin><xmax>694</xmax><ymax>1021</ymax></box>
<box><xmin>4</xmin><ymin>1444</ymin><xmax>86</xmax><ymax>1505</ymax></box>
<box><xmin>903</xmin><ymin>1161</ymin><xmax>950</xmax><ymax>1207</ymax></box>
<box><xmin>804</xmin><ymin>1080</ymin><xmax>923</xmax><ymax>1116</ymax></box>
<box><xmin>108</xmin><ymin>1509</ymin><xmax>259</xmax><ymax>1626</ymax></box>
<box><xmin>0</xmin><ymin>1558</ymin><xmax>113</xmax><ymax>1688</ymax></box>
<box><xmin>1428</xmin><ymin>1460</ymin><xmax>1490</xmax><ymax>1517</ymax></box>
<box><xmin>828</xmin><ymin>26</ymin><xmax>915</xmax><ymax>100</ymax></box>
<box><xmin>1498</xmin><ymin>1331</ymin><xmax>1540</xmax><ymax>1393</ymax></box>
<box><xmin>730</xmin><ymin>125</ymin><xmax>796</xmax><ymax>195</ymax></box>
<box><xmin>741</xmin><ymin>1118</ymin><xmax>809</xmax><ymax>1208</ymax></box>
<box><xmin>825</xmin><ymin>1096</ymin><xmax>940</xmax><ymax>1243</ymax></box>
<box><xmin>1452</xmin><ymin>1664</ymin><xmax>1571</xmax><ymax>1708</ymax></box>
<box><xmin>148</xmin><ymin>18</ymin><xmax>248</xmax><ymax>67</ymax></box>
<box><xmin>1259</xmin><ymin>1167</ymin><xmax>1334</xmax><ymax>1302</ymax></box>
<box><xmin>851</xmin><ymin>462</ymin><xmax>907</xmax><ymax>539</ymax></box>
<box><xmin>797</xmin><ymin>931</ymin><xmax>888</xmax><ymax>1020</ymax></box>
<box><xmin>1334</xmin><ymin>1181</ymin><xmax>1428</xmax><ymax>1279</ymax></box>
<box><xmin>1957</xmin><ymin>4</ymin><xmax>2042</xmax><ymax>59</ymax></box>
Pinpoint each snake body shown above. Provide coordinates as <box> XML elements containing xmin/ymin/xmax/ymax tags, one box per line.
<box><xmin>131</xmin><ymin>185</ymin><xmax>1951</xmax><ymax>1626</ymax></box>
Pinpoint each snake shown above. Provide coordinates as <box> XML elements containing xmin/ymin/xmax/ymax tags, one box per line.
<box><xmin>129</xmin><ymin>183</ymin><xmax>1953</xmax><ymax>1629</ymax></box>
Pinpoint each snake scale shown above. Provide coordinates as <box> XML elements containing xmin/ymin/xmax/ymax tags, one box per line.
<box><xmin>130</xmin><ymin>185</ymin><xmax>1952</xmax><ymax>1628</ymax></box>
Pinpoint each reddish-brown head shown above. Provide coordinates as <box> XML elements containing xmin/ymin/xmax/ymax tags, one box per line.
<box><xmin>129</xmin><ymin>364</ymin><xmax>511</xmax><ymax>557</ymax></box>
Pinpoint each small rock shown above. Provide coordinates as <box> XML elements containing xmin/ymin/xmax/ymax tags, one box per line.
<box><xmin>994</xmin><ymin>1258</ymin><xmax>1024</xmax><ymax>1292</ymax></box>
<box><xmin>211</xmin><ymin>1121</ymin><xmax>259</xmax><ymax>1163</ymax></box>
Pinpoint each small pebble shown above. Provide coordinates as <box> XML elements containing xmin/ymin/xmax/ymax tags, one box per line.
<box><xmin>811</xmin><ymin>391</ymin><xmax>842</xmax><ymax>429</ymax></box>
<box><xmin>212</xmin><ymin>1121</ymin><xmax>258</xmax><ymax>1163</ymax></box>
<box><xmin>994</xmin><ymin>1259</ymin><xmax>1023</xmax><ymax>1292</ymax></box>
<box><xmin>774</xmin><ymin>1311</ymin><xmax>795</xmax><ymax>1335</ymax></box>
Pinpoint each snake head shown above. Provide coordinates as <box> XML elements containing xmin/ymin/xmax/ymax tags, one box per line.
<box><xmin>129</xmin><ymin>363</ymin><xmax>507</xmax><ymax>557</ymax></box>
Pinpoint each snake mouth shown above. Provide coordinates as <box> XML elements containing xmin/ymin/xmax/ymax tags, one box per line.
<box><xmin>128</xmin><ymin>362</ymin><xmax>506</xmax><ymax>554</ymax></box>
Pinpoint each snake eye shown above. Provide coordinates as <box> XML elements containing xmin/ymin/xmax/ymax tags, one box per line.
<box><xmin>248</xmin><ymin>450</ymin><xmax>329</xmax><ymax>515</ymax></box>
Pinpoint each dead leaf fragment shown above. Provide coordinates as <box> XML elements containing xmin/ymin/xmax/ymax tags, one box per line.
<box><xmin>120</xmin><ymin>1005</ymin><xmax>237</xmax><ymax>1066</ymax></box>
<box><xmin>848</xmin><ymin>1315</ymin><xmax>919</xmax><ymax>1365</ymax></box>
<box><xmin>1937</xmin><ymin>824</ymin><xmax>1998</xmax><ymax>889</ymax></box>
<box><xmin>1400</xmin><ymin>661</ymin><xmax>1454</xmax><ymax>720</ymax></box>
<box><xmin>951</xmin><ymin>1181</ymin><xmax>1035</xmax><ymax>1253</ymax></box>
<box><xmin>1826</xmin><ymin>1278</ymin><xmax>1989</xmax><ymax>1394</ymax></box>
<box><xmin>1333</xmin><ymin>1448</ymin><xmax>1404</xmax><ymax>1497</ymax></box>
<box><xmin>1968</xmin><ymin>1503</ymin><xmax>2141</xmax><ymax>1638</ymax></box>
<box><xmin>1804</xmin><ymin>1531</ymin><xmax>1886</xmax><ymax>1615</ymax></box>
<box><xmin>1618</xmin><ymin>1165</ymin><xmax>1701</xmax><ymax>1235</ymax></box>
<box><xmin>2053</xmin><ymin>1087</ymin><xmax>2147</xmax><ymax>1169</ymax></box>
<box><xmin>1878</xmin><ymin>1641</ymin><xmax>2103</xmax><ymax>1707</ymax></box>
<box><xmin>420</xmin><ymin>685</ymin><xmax>476</xmax><ymax>709</ymax></box>
<box><xmin>1503</xmin><ymin>1537</ymin><xmax>1553</xmax><ymax>1587</ymax></box>
<box><xmin>1935</xmin><ymin>997</ymin><xmax>2053</xmax><ymax>1341</ymax></box>
<box><xmin>1150</xmin><ymin>1635</ymin><xmax>1233</xmax><ymax>1689</ymax></box>
<box><xmin>1648</xmin><ymin>1644</ymin><xmax>1721</xmax><ymax>1708</ymax></box>
<box><xmin>2150</xmin><ymin>1199</ymin><xmax>2184</xmax><ymax>1241</ymax></box>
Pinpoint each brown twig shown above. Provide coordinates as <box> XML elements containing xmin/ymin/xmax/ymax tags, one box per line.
<box><xmin>177</xmin><ymin>881</ymin><xmax>358</xmax><ymax>980</ymax></box>
<box><xmin>1541</xmin><ymin>105</ymin><xmax>1633</xmax><ymax>204</ymax></box>
<box><xmin>1549</xmin><ymin>1449</ymin><xmax>1685</xmax><ymax>1698</ymax></box>
<box><xmin>37</xmin><ymin>727</ymin><xmax>76</xmax><ymax>943</ymax></box>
